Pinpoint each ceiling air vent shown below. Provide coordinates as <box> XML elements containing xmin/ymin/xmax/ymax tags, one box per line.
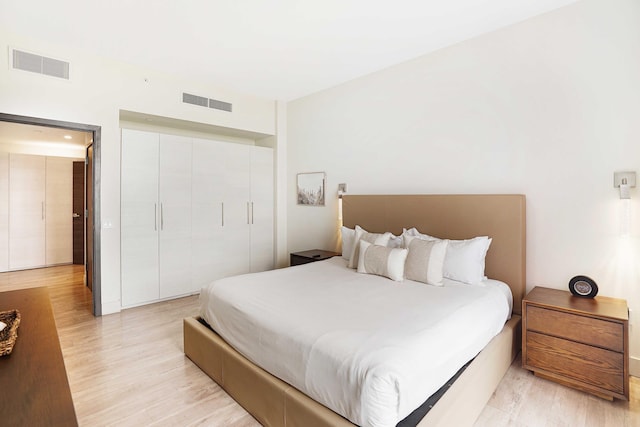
<box><xmin>182</xmin><ymin>92</ymin><xmax>232</xmax><ymax>112</ymax></box>
<box><xmin>11</xmin><ymin>48</ymin><xmax>70</xmax><ymax>80</ymax></box>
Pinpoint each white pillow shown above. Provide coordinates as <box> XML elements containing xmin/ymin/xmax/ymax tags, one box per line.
<box><xmin>348</xmin><ymin>225</ymin><xmax>392</xmax><ymax>268</ymax></box>
<box><xmin>404</xmin><ymin>235</ymin><xmax>448</xmax><ymax>286</ymax></box>
<box><xmin>443</xmin><ymin>236</ymin><xmax>492</xmax><ymax>285</ymax></box>
<box><xmin>387</xmin><ymin>233</ymin><xmax>404</xmax><ymax>249</ymax></box>
<box><xmin>403</xmin><ymin>227</ymin><xmax>492</xmax><ymax>285</ymax></box>
<box><xmin>341</xmin><ymin>226</ymin><xmax>356</xmax><ymax>260</ymax></box>
<box><xmin>403</xmin><ymin>227</ymin><xmax>438</xmax><ymax>241</ymax></box>
<box><xmin>357</xmin><ymin>240</ymin><xmax>407</xmax><ymax>282</ymax></box>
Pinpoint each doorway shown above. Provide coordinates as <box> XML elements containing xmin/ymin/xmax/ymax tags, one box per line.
<box><xmin>0</xmin><ymin>113</ymin><xmax>102</xmax><ymax>316</ymax></box>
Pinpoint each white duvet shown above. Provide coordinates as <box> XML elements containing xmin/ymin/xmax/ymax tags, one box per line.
<box><xmin>200</xmin><ymin>257</ymin><xmax>512</xmax><ymax>427</ymax></box>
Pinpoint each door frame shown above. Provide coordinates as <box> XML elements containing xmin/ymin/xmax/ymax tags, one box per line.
<box><xmin>0</xmin><ymin>112</ymin><xmax>102</xmax><ymax>316</ymax></box>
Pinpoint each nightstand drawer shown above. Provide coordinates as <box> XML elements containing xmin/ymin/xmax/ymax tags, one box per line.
<box><xmin>526</xmin><ymin>305</ymin><xmax>624</xmax><ymax>352</ymax></box>
<box><xmin>526</xmin><ymin>331</ymin><xmax>624</xmax><ymax>395</ymax></box>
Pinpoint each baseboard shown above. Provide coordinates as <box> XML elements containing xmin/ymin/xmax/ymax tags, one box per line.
<box><xmin>630</xmin><ymin>356</ymin><xmax>640</xmax><ymax>378</ymax></box>
<box><xmin>101</xmin><ymin>300</ymin><xmax>122</xmax><ymax>315</ymax></box>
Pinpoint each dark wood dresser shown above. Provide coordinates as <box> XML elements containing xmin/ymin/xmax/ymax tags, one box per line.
<box><xmin>0</xmin><ymin>287</ymin><xmax>78</xmax><ymax>426</ymax></box>
<box><xmin>522</xmin><ymin>286</ymin><xmax>629</xmax><ymax>400</ymax></box>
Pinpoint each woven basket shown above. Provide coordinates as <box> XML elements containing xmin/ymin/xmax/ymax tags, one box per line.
<box><xmin>0</xmin><ymin>309</ymin><xmax>21</xmax><ymax>356</ymax></box>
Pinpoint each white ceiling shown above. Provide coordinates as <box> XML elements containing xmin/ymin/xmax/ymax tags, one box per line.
<box><xmin>1</xmin><ymin>0</ymin><xmax>577</xmax><ymax>101</ymax></box>
<box><xmin>0</xmin><ymin>121</ymin><xmax>91</xmax><ymax>148</ymax></box>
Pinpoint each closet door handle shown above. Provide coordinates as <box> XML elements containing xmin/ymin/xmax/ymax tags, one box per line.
<box><xmin>221</xmin><ymin>202</ymin><xmax>224</xmax><ymax>227</ymax></box>
<box><xmin>251</xmin><ymin>202</ymin><xmax>254</xmax><ymax>225</ymax></box>
<box><xmin>247</xmin><ymin>202</ymin><xmax>250</xmax><ymax>225</ymax></box>
<box><xmin>160</xmin><ymin>203</ymin><xmax>164</xmax><ymax>230</ymax></box>
<box><xmin>154</xmin><ymin>203</ymin><xmax>157</xmax><ymax>231</ymax></box>
<box><xmin>41</xmin><ymin>201</ymin><xmax>45</xmax><ymax>220</ymax></box>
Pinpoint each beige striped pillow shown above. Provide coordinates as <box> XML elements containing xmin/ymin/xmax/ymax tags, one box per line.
<box><xmin>347</xmin><ymin>225</ymin><xmax>392</xmax><ymax>269</ymax></box>
<box><xmin>404</xmin><ymin>235</ymin><xmax>448</xmax><ymax>286</ymax></box>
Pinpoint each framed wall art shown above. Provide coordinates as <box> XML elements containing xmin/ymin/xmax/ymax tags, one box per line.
<box><xmin>297</xmin><ymin>172</ymin><xmax>325</xmax><ymax>206</ymax></box>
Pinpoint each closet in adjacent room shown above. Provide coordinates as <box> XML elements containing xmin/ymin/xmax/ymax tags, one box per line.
<box><xmin>120</xmin><ymin>128</ymin><xmax>274</xmax><ymax>308</ymax></box>
<box><xmin>0</xmin><ymin>152</ymin><xmax>76</xmax><ymax>272</ymax></box>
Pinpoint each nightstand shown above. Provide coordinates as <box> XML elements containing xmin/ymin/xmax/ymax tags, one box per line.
<box><xmin>522</xmin><ymin>286</ymin><xmax>629</xmax><ymax>400</ymax></box>
<box><xmin>290</xmin><ymin>249</ymin><xmax>340</xmax><ymax>266</ymax></box>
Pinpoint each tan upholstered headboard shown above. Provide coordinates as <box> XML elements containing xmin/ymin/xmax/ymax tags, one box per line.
<box><xmin>342</xmin><ymin>194</ymin><xmax>526</xmax><ymax>315</ymax></box>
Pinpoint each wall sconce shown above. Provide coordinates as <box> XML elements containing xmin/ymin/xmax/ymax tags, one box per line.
<box><xmin>615</xmin><ymin>172</ymin><xmax>635</xmax><ymax>237</ymax></box>
<box><xmin>337</xmin><ymin>183</ymin><xmax>347</xmax><ymax>199</ymax></box>
<box><xmin>337</xmin><ymin>183</ymin><xmax>347</xmax><ymax>222</ymax></box>
<box><xmin>614</xmin><ymin>172</ymin><xmax>636</xmax><ymax>199</ymax></box>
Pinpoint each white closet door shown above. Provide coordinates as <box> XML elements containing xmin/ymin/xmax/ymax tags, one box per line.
<box><xmin>45</xmin><ymin>157</ymin><xmax>74</xmax><ymax>266</ymax></box>
<box><xmin>191</xmin><ymin>138</ymin><xmax>226</xmax><ymax>291</ymax></box>
<box><xmin>121</xmin><ymin>129</ymin><xmax>160</xmax><ymax>307</ymax></box>
<box><xmin>220</xmin><ymin>142</ymin><xmax>251</xmax><ymax>277</ymax></box>
<box><xmin>158</xmin><ymin>134</ymin><xmax>193</xmax><ymax>298</ymax></box>
<box><xmin>250</xmin><ymin>146</ymin><xmax>274</xmax><ymax>272</ymax></box>
<box><xmin>0</xmin><ymin>152</ymin><xmax>8</xmax><ymax>272</ymax></box>
<box><xmin>9</xmin><ymin>154</ymin><xmax>45</xmax><ymax>270</ymax></box>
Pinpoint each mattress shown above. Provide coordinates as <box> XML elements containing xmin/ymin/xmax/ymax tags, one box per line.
<box><xmin>199</xmin><ymin>257</ymin><xmax>512</xmax><ymax>427</ymax></box>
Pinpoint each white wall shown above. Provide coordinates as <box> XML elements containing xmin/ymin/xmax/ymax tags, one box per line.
<box><xmin>288</xmin><ymin>0</ymin><xmax>640</xmax><ymax>368</ymax></box>
<box><xmin>0</xmin><ymin>28</ymin><xmax>277</xmax><ymax>314</ymax></box>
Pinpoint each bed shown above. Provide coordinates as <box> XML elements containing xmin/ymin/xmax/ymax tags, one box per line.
<box><xmin>184</xmin><ymin>194</ymin><xmax>526</xmax><ymax>427</ymax></box>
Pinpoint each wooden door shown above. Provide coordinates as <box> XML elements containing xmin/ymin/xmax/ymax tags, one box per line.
<box><xmin>73</xmin><ymin>161</ymin><xmax>85</xmax><ymax>264</ymax></box>
<box><xmin>86</xmin><ymin>145</ymin><xmax>93</xmax><ymax>290</ymax></box>
<box><xmin>9</xmin><ymin>154</ymin><xmax>46</xmax><ymax>269</ymax></box>
<box><xmin>45</xmin><ymin>157</ymin><xmax>74</xmax><ymax>266</ymax></box>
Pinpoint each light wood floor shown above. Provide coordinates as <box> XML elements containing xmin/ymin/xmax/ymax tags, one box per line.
<box><xmin>1</xmin><ymin>265</ymin><xmax>639</xmax><ymax>427</ymax></box>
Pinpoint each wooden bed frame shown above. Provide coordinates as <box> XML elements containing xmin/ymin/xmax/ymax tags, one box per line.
<box><xmin>184</xmin><ymin>194</ymin><xmax>526</xmax><ymax>427</ymax></box>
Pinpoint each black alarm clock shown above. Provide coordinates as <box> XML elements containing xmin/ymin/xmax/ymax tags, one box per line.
<box><xmin>568</xmin><ymin>275</ymin><xmax>598</xmax><ymax>298</ymax></box>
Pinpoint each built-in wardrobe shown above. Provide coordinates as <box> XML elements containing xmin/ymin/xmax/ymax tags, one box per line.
<box><xmin>120</xmin><ymin>129</ymin><xmax>274</xmax><ymax>308</ymax></box>
<box><xmin>0</xmin><ymin>152</ymin><xmax>77</xmax><ymax>272</ymax></box>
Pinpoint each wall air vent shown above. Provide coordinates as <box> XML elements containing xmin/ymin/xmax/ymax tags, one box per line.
<box><xmin>182</xmin><ymin>92</ymin><xmax>232</xmax><ymax>112</ymax></box>
<box><xmin>11</xmin><ymin>48</ymin><xmax>70</xmax><ymax>80</ymax></box>
<box><xmin>182</xmin><ymin>92</ymin><xmax>209</xmax><ymax>107</ymax></box>
<box><xmin>209</xmin><ymin>98</ymin><xmax>232</xmax><ymax>112</ymax></box>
